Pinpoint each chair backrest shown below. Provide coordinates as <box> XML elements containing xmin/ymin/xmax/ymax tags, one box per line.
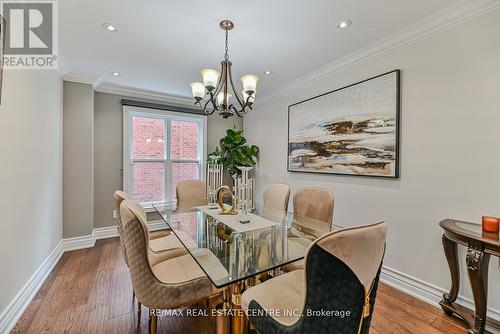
<box><xmin>263</xmin><ymin>183</ymin><xmax>290</xmax><ymax>211</ymax></box>
<box><xmin>176</xmin><ymin>180</ymin><xmax>206</xmax><ymax>202</ymax></box>
<box><xmin>114</xmin><ymin>190</ymin><xmax>131</xmax><ymax>265</ymax></box>
<box><xmin>293</xmin><ymin>187</ymin><xmax>334</xmax><ymax>228</ymax></box>
<box><xmin>114</xmin><ymin>191</ymin><xmax>130</xmax><ymax>220</ymax></box>
<box><xmin>120</xmin><ymin>199</ymin><xmax>161</xmax><ymax>307</ymax></box>
<box><xmin>120</xmin><ymin>199</ymin><xmax>212</xmax><ymax>309</ymax></box>
<box><xmin>302</xmin><ymin>221</ymin><xmax>387</xmax><ymax>333</ymax></box>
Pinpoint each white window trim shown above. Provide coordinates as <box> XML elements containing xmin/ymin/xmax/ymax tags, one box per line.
<box><xmin>123</xmin><ymin>105</ymin><xmax>207</xmax><ymax>208</ymax></box>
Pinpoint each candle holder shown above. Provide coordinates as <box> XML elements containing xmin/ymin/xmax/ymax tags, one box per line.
<box><xmin>236</xmin><ymin>166</ymin><xmax>255</xmax><ymax>217</ymax></box>
<box><xmin>207</xmin><ymin>155</ymin><xmax>223</xmax><ymax>207</ymax></box>
<box><xmin>482</xmin><ymin>216</ymin><xmax>499</xmax><ymax>233</ymax></box>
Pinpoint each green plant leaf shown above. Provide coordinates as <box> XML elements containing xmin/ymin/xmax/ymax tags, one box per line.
<box><xmin>208</xmin><ymin>126</ymin><xmax>259</xmax><ymax>176</ymax></box>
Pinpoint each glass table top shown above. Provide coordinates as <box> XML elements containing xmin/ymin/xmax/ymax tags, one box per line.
<box><xmin>153</xmin><ymin>201</ymin><xmax>343</xmax><ymax>288</ymax></box>
<box><xmin>454</xmin><ymin>221</ymin><xmax>500</xmax><ymax>241</ymax></box>
<box><xmin>455</xmin><ymin>221</ymin><xmax>482</xmax><ymax>234</ymax></box>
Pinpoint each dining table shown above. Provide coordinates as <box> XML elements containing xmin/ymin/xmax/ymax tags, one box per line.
<box><xmin>152</xmin><ymin>200</ymin><xmax>343</xmax><ymax>334</ymax></box>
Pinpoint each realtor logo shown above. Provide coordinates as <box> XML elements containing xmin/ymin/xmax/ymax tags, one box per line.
<box><xmin>1</xmin><ymin>0</ymin><xmax>58</xmax><ymax>69</ymax></box>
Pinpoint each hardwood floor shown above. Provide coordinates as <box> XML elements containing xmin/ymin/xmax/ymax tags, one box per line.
<box><xmin>12</xmin><ymin>237</ymin><xmax>469</xmax><ymax>334</ymax></box>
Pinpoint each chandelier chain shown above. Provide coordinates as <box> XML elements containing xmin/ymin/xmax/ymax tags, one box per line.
<box><xmin>224</xmin><ymin>29</ymin><xmax>229</xmax><ymax>60</ymax></box>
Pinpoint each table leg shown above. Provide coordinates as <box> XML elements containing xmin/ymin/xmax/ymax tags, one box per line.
<box><xmin>440</xmin><ymin>234</ymin><xmax>460</xmax><ymax>313</ymax></box>
<box><xmin>231</xmin><ymin>282</ymin><xmax>248</xmax><ymax>334</ymax></box>
<box><xmin>215</xmin><ymin>289</ymin><xmax>230</xmax><ymax>334</ymax></box>
<box><xmin>466</xmin><ymin>246</ymin><xmax>490</xmax><ymax>334</ymax></box>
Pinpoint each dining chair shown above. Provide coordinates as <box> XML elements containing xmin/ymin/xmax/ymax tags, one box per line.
<box><xmin>114</xmin><ymin>191</ymin><xmax>187</xmax><ymax>255</ymax></box>
<box><xmin>284</xmin><ymin>186</ymin><xmax>334</xmax><ymax>272</ymax></box>
<box><xmin>293</xmin><ymin>186</ymin><xmax>334</xmax><ymax>228</ymax></box>
<box><xmin>176</xmin><ymin>179</ymin><xmax>207</xmax><ymax>202</ymax></box>
<box><xmin>120</xmin><ymin>199</ymin><xmax>221</xmax><ymax>334</ymax></box>
<box><xmin>114</xmin><ymin>191</ymin><xmax>188</xmax><ymax>325</ymax></box>
<box><xmin>241</xmin><ymin>221</ymin><xmax>387</xmax><ymax>334</ymax></box>
<box><xmin>263</xmin><ymin>183</ymin><xmax>290</xmax><ymax>211</ymax></box>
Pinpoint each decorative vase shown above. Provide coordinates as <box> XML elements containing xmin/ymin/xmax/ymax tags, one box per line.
<box><xmin>207</xmin><ymin>155</ymin><xmax>223</xmax><ymax>205</ymax></box>
<box><xmin>482</xmin><ymin>216</ymin><xmax>499</xmax><ymax>233</ymax></box>
<box><xmin>236</xmin><ymin>166</ymin><xmax>255</xmax><ymax>216</ymax></box>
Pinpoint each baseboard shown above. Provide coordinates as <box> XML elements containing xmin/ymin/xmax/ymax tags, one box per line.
<box><xmin>0</xmin><ymin>241</ymin><xmax>64</xmax><ymax>334</ymax></box>
<box><xmin>147</xmin><ymin>220</ymin><xmax>170</xmax><ymax>232</ymax></box>
<box><xmin>61</xmin><ymin>234</ymin><xmax>95</xmax><ymax>252</ymax></box>
<box><xmin>93</xmin><ymin>225</ymin><xmax>118</xmax><ymax>240</ymax></box>
<box><xmin>381</xmin><ymin>265</ymin><xmax>500</xmax><ymax>333</ymax></box>
<box><xmin>92</xmin><ymin>221</ymin><xmax>167</xmax><ymax>241</ymax></box>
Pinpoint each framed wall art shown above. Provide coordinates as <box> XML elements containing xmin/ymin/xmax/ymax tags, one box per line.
<box><xmin>288</xmin><ymin>70</ymin><xmax>400</xmax><ymax>178</ymax></box>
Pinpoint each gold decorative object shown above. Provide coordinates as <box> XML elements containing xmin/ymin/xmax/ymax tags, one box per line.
<box><xmin>216</xmin><ymin>186</ymin><xmax>237</xmax><ymax>215</ymax></box>
<box><xmin>216</xmin><ymin>222</ymin><xmax>233</xmax><ymax>242</ymax></box>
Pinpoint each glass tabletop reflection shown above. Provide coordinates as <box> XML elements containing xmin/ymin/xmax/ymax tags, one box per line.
<box><xmin>152</xmin><ymin>201</ymin><xmax>343</xmax><ymax>288</ymax></box>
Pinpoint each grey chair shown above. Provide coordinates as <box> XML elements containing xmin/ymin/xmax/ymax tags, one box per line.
<box><xmin>242</xmin><ymin>221</ymin><xmax>387</xmax><ymax>334</ymax></box>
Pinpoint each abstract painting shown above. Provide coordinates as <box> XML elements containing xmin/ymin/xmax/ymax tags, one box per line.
<box><xmin>288</xmin><ymin>70</ymin><xmax>400</xmax><ymax>178</ymax></box>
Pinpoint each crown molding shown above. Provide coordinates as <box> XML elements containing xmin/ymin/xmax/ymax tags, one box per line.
<box><xmin>95</xmin><ymin>82</ymin><xmax>193</xmax><ymax>106</ymax></box>
<box><xmin>257</xmin><ymin>0</ymin><xmax>500</xmax><ymax>106</ymax></box>
<box><xmin>63</xmin><ymin>71</ymin><xmax>103</xmax><ymax>88</ymax></box>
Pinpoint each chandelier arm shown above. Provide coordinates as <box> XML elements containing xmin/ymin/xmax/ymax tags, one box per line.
<box><xmin>227</xmin><ymin>61</ymin><xmax>244</xmax><ymax>107</ymax></box>
<box><xmin>213</xmin><ymin>61</ymin><xmax>226</xmax><ymax>99</ymax></box>
<box><xmin>230</xmin><ymin>104</ymin><xmax>246</xmax><ymax>117</ymax></box>
<box><xmin>202</xmin><ymin>92</ymin><xmax>217</xmax><ymax>115</ymax></box>
<box><xmin>212</xmin><ymin>61</ymin><xmax>224</xmax><ymax>97</ymax></box>
<box><xmin>204</xmin><ymin>102</ymin><xmax>217</xmax><ymax>115</ymax></box>
<box><xmin>206</xmin><ymin>106</ymin><xmax>216</xmax><ymax>115</ymax></box>
<box><xmin>202</xmin><ymin>92</ymin><xmax>213</xmax><ymax>110</ymax></box>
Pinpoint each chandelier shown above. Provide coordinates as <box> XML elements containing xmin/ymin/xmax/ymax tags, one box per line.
<box><xmin>190</xmin><ymin>20</ymin><xmax>259</xmax><ymax>118</ymax></box>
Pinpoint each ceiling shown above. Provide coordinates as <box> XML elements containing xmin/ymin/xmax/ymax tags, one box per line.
<box><xmin>60</xmin><ymin>0</ymin><xmax>465</xmax><ymax>99</ymax></box>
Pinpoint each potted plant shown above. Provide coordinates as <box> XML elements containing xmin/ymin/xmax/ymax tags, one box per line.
<box><xmin>208</xmin><ymin>125</ymin><xmax>259</xmax><ymax>185</ymax></box>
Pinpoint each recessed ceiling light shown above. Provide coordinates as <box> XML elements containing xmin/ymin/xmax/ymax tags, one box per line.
<box><xmin>337</xmin><ymin>19</ymin><xmax>352</xmax><ymax>30</ymax></box>
<box><xmin>103</xmin><ymin>23</ymin><xmax>117</xmax><ymax>32</ymax></box>
<box><xmin>111</xmin><ymin>72</ymin><xmax>120</xmax><ymax>76</ymax></box>
<box><xmin>264</xmin><ymin>70</ymin><xmax>272</xmax><ymax>75</ymax></box>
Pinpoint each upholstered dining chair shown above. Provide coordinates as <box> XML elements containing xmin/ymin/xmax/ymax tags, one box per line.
<box><xmin>114</xmin><ymin>191</ymin><xmax>187</xmax><ymax>255</ymax></box>
<box><xmin>120</xmin><ymin>199</ymin><xmax>222</xmax><ymax>334</ymax></box>
<box><xmin>293</xmin><ymin>186</ymin><xmax>334</xmax><ymax>229</ymax></box>
<box><xmin>263</xmin><ymin>183</ymin><xmax>291</xmax><ymax>211</ymax></box>
<box><xmin>176</xmin><ymin>179</ymin><xmax>207</xmax><ymax>202</ymax></box>
<box><xmin>114</xmin><ymin>191</ymin><xmax>188</xmax><ymax>325</ymax></box>
<box><xmin>284</xmin><ymin>187</ymin><xmax>334</xmax><ymax>272</ymax></box>
<box><xmin>259</xmin><ymin>184</ymin><xmax>291</xmax><ymax>225</ymax></box>
<box><xmin>242</xmin><ymin>221</ymin><xmax>387</xmax><ymax>334</ymax></box>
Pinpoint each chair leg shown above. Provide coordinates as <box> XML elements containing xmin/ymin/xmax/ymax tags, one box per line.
<box><xmin>137</xmin><ymin>301</ymin><xmax>142</xmax><ymax>327</ymax></box>
<box><xmin>149</xmin><ymin>311</ymin><xmax>157</xmax><ymax>334</ymax></box>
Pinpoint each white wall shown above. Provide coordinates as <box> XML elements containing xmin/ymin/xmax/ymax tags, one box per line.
<box><xmin>0</xmin><ymin>70</ymin><xmax>63</xmax><ymax>313</ymax></box>
<box><xmin>63</xmin><ymin>82</ymin><xmax>94</xmax><ymax>238</ymax></box>
<box><xmin>245</xmin><ymin>9</ymin><xmax>500</xmax><ymax>311</ymax></box>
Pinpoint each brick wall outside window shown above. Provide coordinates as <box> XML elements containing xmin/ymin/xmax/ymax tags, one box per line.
<box><xmin>131</xmin><ymin>116</ymin><xmax>201</xmax><ymax>203</ymax></box>
<box><xmin>171</xmin><ymin>120</ymin><xmax>198</xmax><ymax>160</ymax></box>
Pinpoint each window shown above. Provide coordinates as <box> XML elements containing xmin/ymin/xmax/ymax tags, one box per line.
<box><xmin>123</xmin><ymin>106</ymin><xmax>207</xmax><ymax>206</ymax></box>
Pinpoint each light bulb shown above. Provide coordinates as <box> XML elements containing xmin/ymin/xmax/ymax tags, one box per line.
<box><xmin>241</xmin><ymin>74</ymin><xmax>259</xmax><ymax>93</ymax></box>
<box><xmin>190</xmin><ymin>82</ymin><xmax>205</xmax><ymax>100</ymax></box>
<box><xmin>201</xmin><ymin>69</ymin><xmax>220</xmax><ymax>90</ymax></box>
<box><xmin>217</xmin><ymin>92</ymin><xmax>232</xmax><ymax>106</ymax></box>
